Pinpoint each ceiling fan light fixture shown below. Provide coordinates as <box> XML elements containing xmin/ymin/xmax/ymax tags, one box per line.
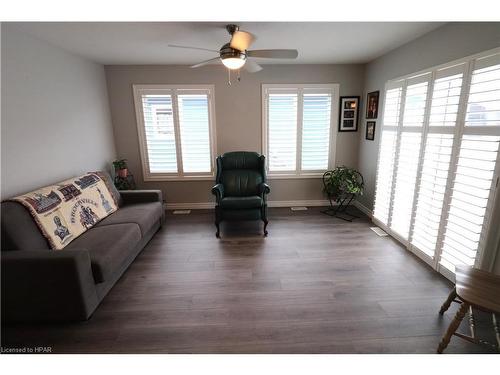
<box><xmin>221</xmin><ymin>57</ymin><xmax>246</xmax><ymax>70</ymax></box>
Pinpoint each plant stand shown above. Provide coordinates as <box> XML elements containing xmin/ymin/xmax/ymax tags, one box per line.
<box><xmin>321</xmin><ymin>168</ymin><xmax>364</xmax><ymax>222</ymax></box>
<box><xmin>321</xmin><ymin>193</ymin><xmax>359</xmax><ymax>222</ymax></box>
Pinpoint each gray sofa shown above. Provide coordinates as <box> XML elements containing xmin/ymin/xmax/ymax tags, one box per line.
<box><xmin>1</xmin><ymin>173</ymin><xmax>165</xmax><ymax>322</ymax></box>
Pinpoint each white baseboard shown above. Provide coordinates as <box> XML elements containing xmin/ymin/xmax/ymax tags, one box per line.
<box><xmin>166</xmin><ymin>200</ymin><xmax>374</xmax><ymax>214</ymax></box>
<box><xmin>166</xmin><ymin>202</ymin><xmax>215</xmax><ymax>209</ymax></box>
<box><xmin>166</xmin><ymin>199</ymin><xmax>331</xmax><ymax>210</ymax></box>
<box><xmin>353</xmin><ymin>200</ymin><xmax>373</xmax><ymax>218</ymax></box>
<box><xmin>268</xmin><ymin>200</ymin><xmax>330</xmax><ymax>208</ymax></box>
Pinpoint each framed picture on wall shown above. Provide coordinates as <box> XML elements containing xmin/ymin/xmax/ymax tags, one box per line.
<box><xmin>338</xmin><ymin>96</ymin><xmax>360</xmax><ymax>132</ymax></box>
<box><xmin>366</xmin><ymin>91</ymin><xmax>380</xmax><ymax>119</ymax></box>
<box><xmin>365</xmin><ymin>121</ymin><xmax>376</xmax><ymax>141</ymax></box>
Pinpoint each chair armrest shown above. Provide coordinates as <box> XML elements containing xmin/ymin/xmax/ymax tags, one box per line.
<box><xmin>1</xmin><ymin>249</ymin><xmax>99</xmax><ymax>322</ymax></box>
<box><xmin>120</xmin><ymin>190</ymin><xmax>163</xmax><ymax>205</ymax></box>
<box><xmin>211</xmin><ymin>184</ymin><xmax>224</xmax><ymax>203</ymax></box>
<box><xmin>259</xmin><ymin>182</ymin><xmax>270</xmax><ymax>195</ymax></box>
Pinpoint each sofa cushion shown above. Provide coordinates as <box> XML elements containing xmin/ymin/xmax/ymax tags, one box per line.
<box><xmin>220</xmin><ymin>195</ymin><xmax>263</xmax><ymax>210</ymax></box>
<box><xmin>96</xmin><ymin>201</ymin><xmax>163</xmax><ymax>236</ymax></box>
<box><xmin>65</xmin><ymin>223</ymin><xmax>141</xmax><ymax>283</ymax></box>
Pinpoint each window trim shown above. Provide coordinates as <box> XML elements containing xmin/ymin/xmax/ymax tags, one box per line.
<box><xmin>261</xmin><ymin>83</ymin><xmax>340</xmax><ymax>179</ymax></box>
<box><xmin>133</xmin><ymin>84</ymin><xmax>217</xmax><ymax>181</ymax></box>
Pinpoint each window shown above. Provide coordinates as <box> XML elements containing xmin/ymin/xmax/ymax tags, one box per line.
<box><xmin>133</xmin><ymin>85</ymin><xmax>216</xmax><ymax>180</ymax></box>
<box><xmin>262</xmin><ymin>84</ymin><xmax>339</xmax><ymax>177</ymax></box>
<box><xmin>373</xmin><ymin>48</ymin><xmax>500</xmax><ymax>280</ymax></box>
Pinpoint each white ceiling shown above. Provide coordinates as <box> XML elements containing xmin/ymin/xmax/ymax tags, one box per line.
<box><xmin>12</xmin><ymin>22</ymin><xmax>445</xmax><ymax>65</ymax></box>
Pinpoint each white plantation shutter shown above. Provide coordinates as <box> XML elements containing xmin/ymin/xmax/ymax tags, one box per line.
<box><xmin>411</xmin><ymin>133</ymin><xmax>454</xmax><ymax>257</ymax></box>
<box><xmin>429</xmin><ymin>72</ymin><xmax>463</xmax><ymax>127</ymax></box>
<box><xmin>133</xmin><ymin>85</ymin><xmax>216</xmax><ymax>179</ymax></box>
<box><xmin>373</xmin><ymin>86</ymin><xmax>402</xmax><ymax>225</ymax></box>
<box><xmin>465</xmin><ymin>61</ymin><xmax>500</xmax><ymax>127</ymax></box>
<box><xmin>140</xmin><ymin>94</ymin><xmax>178</xmax><ymax>173</ymax></box>
<box><xmin>177</xmin><ymin>93</ymin><xmax>211</xmax><ymax>173</ymax></box>
<box><xmin>301</xmin><ymin>93</ymin><xmax>332</xmax><ymax>170</ymax></box>
<box><xmin>373</xmin><ymin>48</ymin><xmax>500</xmax><ymax>280</ymax></box>
<box><xmin>373</xmin><ymin>130</ymin><xmax>398</xmax><ymax>224</ymax></box>
<box><xmin>264</xmin><ymin>85</ymin><xmax>337</xmax><ymax>175</ymax></box>
<box><xmin>438</xmin><ymin>54</ymin><xmax>500</xmax><ymax>274</ymax></box>
<box><xmin>390</xmin><ymin>131</ymin><xmax>423</xmax><ymax>238</ymax></box>
<box><xmin>440</xmin><ymin>135</ymin><xmax>500</xmax><ymax>272</ymax></box>
<box><xmin>411</xmin><ymin>65</ymin><xmax>466</xmax><ymax>259</ymax></box>
<box><xmin>268</xmin><ymin>92</ymin><xmax>298</xmax><ymax>171</ymax></box>
<box><xmin>390</xmin><ymin>79</ymin><xmax>429</xmax><ymax>239</ymax></box>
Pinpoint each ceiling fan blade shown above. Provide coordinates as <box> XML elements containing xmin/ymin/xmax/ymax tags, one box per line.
<box><xmin>247</xmin><ymin>49</ymin><xmax>298</xmax><ymax>59</ymax></box>
<box><xmin>168</xmin><ymin>44</ymin><xmax>219</xmax><ymax>53</ymax></box>
<box><xmin>244</xmin><ymin>60</ymin><xmax>263</xmax><ymax>73</ymax></box>
<box><xmin>191</xmin><ymin>57</ymin><xmax>221</xmax><ymax>69</ymax></box>
<box><xmin>229</xmin><ymin>31</ymin><xmax>256</xmax><ymax>51</ymax></box>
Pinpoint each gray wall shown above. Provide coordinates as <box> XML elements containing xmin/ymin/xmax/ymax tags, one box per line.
<box><xmin>1</xmin><ymin>25</ymin><xmax>116</xmax><ymax>199</ymax></box>
<box><xmin>356</xmin><ymin>22</ymin><xmax>500</xmax><ymax>273</ymax></box>
<box><xmin>105</xmin><ymin>64</ymin><xmax>365</xmax><ymax>204</ymax></box>
<box><xmin>357</xmin><ymin>22</ymin><xmax>500</xmax><ymax>210</ymax></box>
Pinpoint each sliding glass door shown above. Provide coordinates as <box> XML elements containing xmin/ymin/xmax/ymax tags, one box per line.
<box><xmin>373</xmin><ymin>49</ymin><xmax>500</xmax><ymax>280</ymax></box>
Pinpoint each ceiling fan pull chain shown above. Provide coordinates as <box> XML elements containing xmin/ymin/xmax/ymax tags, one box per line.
<box><xmin>237</xmin><ymin>69</ymin><xmax>241</xmax><ymax>82</ymax></box>
<box><xmin>228</xmin><ymin>69</ymin><xmax>231</xmax><ymax>86</ymax></box>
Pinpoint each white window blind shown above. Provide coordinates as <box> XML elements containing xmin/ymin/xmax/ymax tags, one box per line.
<box><xmin>390</xmin><ymin>80</ymin><xmax>428</xmax><ymax>239</ymax></box>
<box><xmin>373</xmin><ymin>49</ymin><xmax>500</xmax><ymax>280</ymax></box>
<box><xmin>263</xmin><ymin>84</ymin><xmax>338</xmax><ymax>176</ymax></box>
<box><xmin>133</xmin><ymin>85</ymin><xmax>216</xmax><ymax>180</ymax></box>
<box><xmin>410</xmin><ymin>67</ymin><xmax>465</xmax><ymax>259</ymax></box>
<box><xmin>411</xmin><ymin>133</ymin><xmax>454</xmax><ymax>257</ymax></box>
<box><xmin>440</xmin><ymin>135</ymin><xmax>500</xmax><ymax>272</ymax></box>
<box><xmin>301</xmin><ymin>93</ymin><xmax>332</xmax><ymax>170</ymax></box>
<box><xmin>373</xmin><ymin>87</ymin><xmax>402</xmax><ymax>225</ymax></box>
<box><xmin>390</xmin><ymin>131</ymin><xmax>423</xmax><ymax>238</ymax></box>
<box><xmin>177</xmin><ymin>94</ymin><xmax>211</xmax><ymax>173</ymax></box>
<box><xmin>140</xmin><ymin>94</ymin><xmax>177</xmax><ymax>173</ymax></box>
<box><xmin>268</xmin><ymin>92</ymin><xmax>298</xmax><ymax>172</ymax></box>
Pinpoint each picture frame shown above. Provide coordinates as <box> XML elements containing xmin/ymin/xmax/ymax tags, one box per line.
<box><xmin>365</xmin><ymin>121</ymin><xmax>376</xmax><ymax>141</ymax></box>
<box><xmin>338</xmin><ymin>96</ymin><xmax>360</xmax><ymax>132</ymax></box>
<box><xmin>366</xmin><ymin>91</ymin><xmax>380</xmax><ymax>119</ymax></box>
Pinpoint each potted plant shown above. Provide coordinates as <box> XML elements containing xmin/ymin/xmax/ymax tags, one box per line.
<box><xmin>113</xmin><ymin>159</ymin><xmax>128</xmax><ymax>178</ymax></box>
<box><xmin>323</xmin><ymin>166</ymin><xmax>364</xmax><ymax>201</ymax></box>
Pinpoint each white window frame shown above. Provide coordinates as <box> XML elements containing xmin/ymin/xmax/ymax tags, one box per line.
<box><xmin>262</xmin><ymin>84</ymin><xmax>340</xmax><ymax>179</ymax></box>
<box><xmin>133</xmin><ymin>84</ymin><xmax>217</xmax><ymax>181</ymax></box>
<box><xmin>372</xmin><ymin>46</ymin><xmax>500</xmax><ymax>280</ymax></box>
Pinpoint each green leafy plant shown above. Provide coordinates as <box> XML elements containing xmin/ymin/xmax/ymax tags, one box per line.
<box><xmin>112</xmin><ymin>159</ymin><xmax>128</xmax><ymax>171</ymax></box>
<box><xmin>323</xmin><ymin>166</ymin><xmax>364</xmax><ymax>201</ymax></box>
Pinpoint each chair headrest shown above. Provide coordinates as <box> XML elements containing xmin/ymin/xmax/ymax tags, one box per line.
<box><xmin>220</xmin><ymin>151</ymin><xmax>262</xmax><ymax>170</ymax></box>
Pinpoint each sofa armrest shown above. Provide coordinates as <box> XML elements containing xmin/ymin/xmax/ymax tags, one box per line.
<box><xmin>211</xmin><ymin>184</ymin><xmax>224</xmax><ymax>204</ymax></box>
<box><xmin>120</xmin><ymin>190</ymin><xmax>163</xmax><ymax>205</ymax></box>
<box><xmin>1</xmin><ymin>249</ymin><xmax>99</xmax><ymax>322</ymax></box>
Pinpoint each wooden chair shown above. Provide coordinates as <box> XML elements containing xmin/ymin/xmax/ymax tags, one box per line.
<box><xmin>437</xmin><ymin>265</ymin><xmax>500</xmax><ymax>353</ymax></box>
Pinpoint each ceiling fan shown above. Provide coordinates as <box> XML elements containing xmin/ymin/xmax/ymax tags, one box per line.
<box><xmin>168</xmin><ymin>24</ymin><xmax>298</xmax><ymax>74</ymax></box>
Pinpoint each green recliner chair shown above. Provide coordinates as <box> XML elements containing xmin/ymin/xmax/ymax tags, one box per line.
<box><xmin>211</xmin><ymin>151</ymin><xmax>270</xmax><ymax>237</ymax></box>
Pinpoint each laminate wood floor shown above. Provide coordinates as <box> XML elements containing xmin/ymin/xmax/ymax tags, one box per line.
<box><xmin>2</xmin><ymin>207</ymin><xmax>497</xmax><ymax>354</ymax></box>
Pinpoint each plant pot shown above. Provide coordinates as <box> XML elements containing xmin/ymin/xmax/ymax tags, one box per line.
<box><xmin>118</xmin><ymin>168</ymin><xmax>128</xmax><ymax>178</ymax></box>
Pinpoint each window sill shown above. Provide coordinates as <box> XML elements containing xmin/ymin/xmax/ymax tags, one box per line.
<box><xmin>267</xmin><ymin>174</ymin><xmax>324</xmax><ymax>180</ymax></box>
<box><xmin>144</xmin><ymin>174</ymin><xmax>215</xmax><ymax>182</ymax></box>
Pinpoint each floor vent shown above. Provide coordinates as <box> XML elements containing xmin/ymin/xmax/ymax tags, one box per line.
<box><xmin>291</xmin><ymin>206</ymin><xmax>308</xmax><ymax>211</ymax></box>
<box><xmin>370</xmin><ymin>226</ymin><xmax>388</xmax><ymax>237</ymax></box>
<box><xmin>173</xmin><ymin>210</ymin><xmax>191</xmax><ymax>215</ymax></box>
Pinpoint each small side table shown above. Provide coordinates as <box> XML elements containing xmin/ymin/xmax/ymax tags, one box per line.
<box><xmin>437</xmin><ymin>265</ymin><xmax>500</xmax><ymax>353</ymax></box>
